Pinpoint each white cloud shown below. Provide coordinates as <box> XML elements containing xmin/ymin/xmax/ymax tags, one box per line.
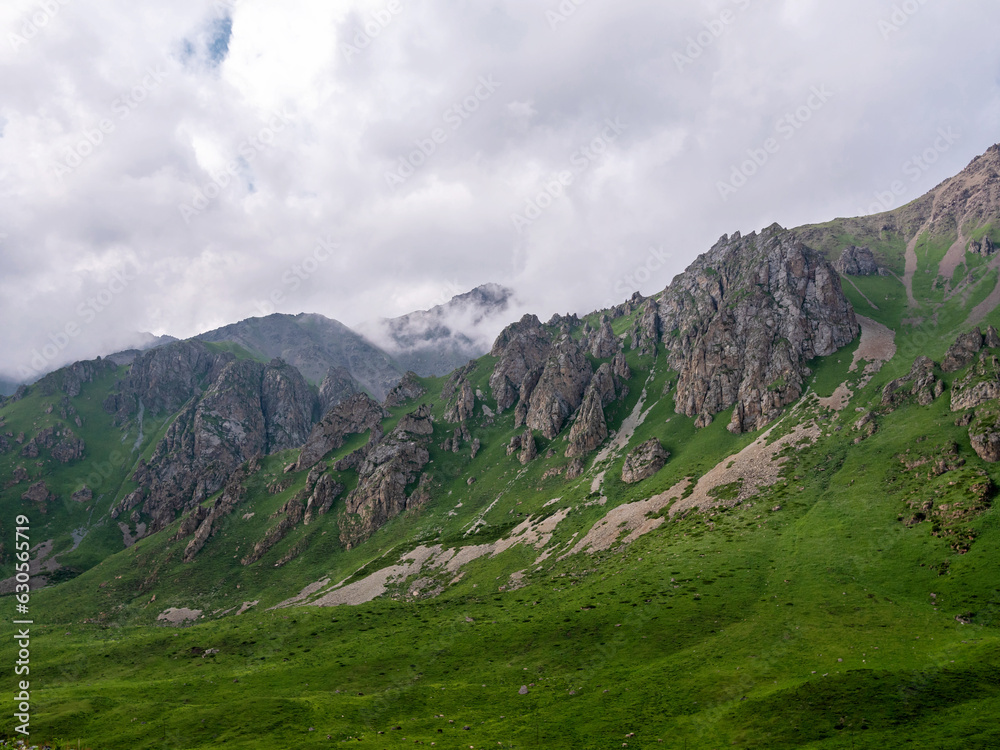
<box><xmin>1</xmin><ymin>0</ymin><xmax>999</xmax><ymax>380</ymax></box>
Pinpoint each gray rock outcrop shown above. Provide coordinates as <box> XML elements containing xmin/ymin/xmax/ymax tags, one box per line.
<box><xmin>489</xmin><ymin>315</ymin><xmax>553</xmax><ymax>412</ymax></box>
<box><xmin>656</xmin><ymin>225</ymin><xmax>858</xmax><ymax>432</ymax></box>
<box><xmin>621</xmin><ymin>439</ymin><xmax>669</xmax><ymax>484</ymax></box>
<box><xmin>834</xmin><ymin>245</ymin><xmax>885</xmax><ymax>276</ymax></box>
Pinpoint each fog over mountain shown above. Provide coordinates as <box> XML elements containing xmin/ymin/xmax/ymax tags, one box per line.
<box><xmin>2</xmin><ymin>0</ymin><xmax>999</xmax><ymax>383</ymax></box>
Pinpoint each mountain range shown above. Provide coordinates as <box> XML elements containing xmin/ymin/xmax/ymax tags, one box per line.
<box><xmin>2</xmin><ymin>145</ymin><xmax>1000</xmax><ymax>748</ymax></box>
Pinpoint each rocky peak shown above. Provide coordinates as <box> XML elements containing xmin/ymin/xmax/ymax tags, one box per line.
<box><xmin>566</xmin><ymin>364</ymin><xmax>616</xmax><ymax>458</ymax></box>
<box><xmin>318</xmin><ymin>366</ymin><xmax>361</xmax><ymax>416</ymax></box>
<box><xmin>489</xmin><ymin>314</ymin><xmax>553</xmax><ymax>412</ymax></box>
<box><xmin>296</xmin><ymin>393</ymin><xmax>387</xmax><ymax>471</ymax></box>
<box><xmin>834</xmin><ymin>245</ymin><xmax>886</xmax><ymax>276</ymax></box>
<box><xmin>384</xmin><ymin>371</ymin><xmax>427</xmax><ymax>408</ymax></box>
<box><xmin>589</xmin><ymin>316</ymin><xmax>620</xmax><ymax>358</ymax></box>
<box><xmin>524</xmin><ymin>336</ymin><xmax>593</xmax><ymax>439</ymax></box>
<box><xmin>657</xmin><ymin>224</ymin><xmax>858</xmax><ymax>432</ymax></box>
<box><xmin>103</xmin><ymin>340</ymin><xmax>230</xmax><ymax>422</ymax></box>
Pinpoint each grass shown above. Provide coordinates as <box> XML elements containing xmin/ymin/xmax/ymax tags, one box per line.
<box><xmin>7</xmin><ymin>241</ymin><xmax>1000</xmax><ymax>746</ymax></box>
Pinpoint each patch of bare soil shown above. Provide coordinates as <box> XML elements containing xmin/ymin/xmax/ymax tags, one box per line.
<box><xmin>669</xmin><ymin>421</ymin><xmax>820</xmax><ymax>517</ymax></box>
<box><xmin>157</xmin><ymin>607</ymin><xmax>202</xmax><ymax>625</ymax></box>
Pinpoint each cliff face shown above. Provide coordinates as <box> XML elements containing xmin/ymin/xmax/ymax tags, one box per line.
<box><xmin>653</xmin><ymin>225</ymin><xmax>858</xmax><ymax>432</ymax></box>
<box><xmin>110</xmin><ymin>347</ymin><xmax>319</xmax><ymax>533</ymax></box>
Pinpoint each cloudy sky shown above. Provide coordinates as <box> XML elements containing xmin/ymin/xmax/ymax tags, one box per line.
<box><xmin>2</xmin><ymin>0</ymin><xmax>999</xmax><ymax>381</ymax></box>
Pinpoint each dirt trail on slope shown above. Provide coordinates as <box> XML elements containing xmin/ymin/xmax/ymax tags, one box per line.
<box><xmin>903</xmin><ymin>229</ymin><xmax>923</xmax><ymax>307</ymax></box>
<box><xmin>963</xmin><ymin>254</ymin><xmax>1000</xmax><ymax>328</ymax></box>
<box><xmin>938</xmin><ymin>229</ymin><xmax>968</xmax><ymax>289</ymax></box>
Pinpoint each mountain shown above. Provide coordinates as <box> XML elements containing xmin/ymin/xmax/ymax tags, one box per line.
<box><xmin>195</xmin><ymin>312</ymin><xmax>404</xmax><ymax>401</ymax></box>
<box><xmin>3</xmin><ymin>145</ymin><xmax>1000</xmax><ymax>748</ymax></box>
<box><xmin>364</xmin><ymin>282</ymin><xmax>515</xmax><ymax>376</ymax></box>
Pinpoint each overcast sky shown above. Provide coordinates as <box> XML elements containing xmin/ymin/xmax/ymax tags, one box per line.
<box><xmin>2</xmin><ymin>0</ymin><xmax>999</xmax><ymax>381</ymax></box>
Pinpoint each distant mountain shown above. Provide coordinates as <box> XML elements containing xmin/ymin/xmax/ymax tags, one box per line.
<box><xmin>366</xmin><ymin>283</ymin><xmax>515</xmax><ymax>376</ymax></box>
<box><xmin>0</xmin><ymin>378</ymin><xmax>19</xmax><ymax>397</ymax></box>
<box><xmin>195</xmin><ymin>313</ymin><xmax>403</xmax><ymax>400</ymax></box>
<box><xmin>105</xmin><ymin>332</ymin><xmax>180</xmax><ymax>366</ymax></box>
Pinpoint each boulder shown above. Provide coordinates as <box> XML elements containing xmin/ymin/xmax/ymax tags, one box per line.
<box><xmin>621</xmin><ymin>439</ymin><xmax>669</xmax><ymax>484</ymax></box>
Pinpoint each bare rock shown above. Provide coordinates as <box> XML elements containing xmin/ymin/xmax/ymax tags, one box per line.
<box><xmin>340</xmin><ymin>433</ymin><xmax>431</xmax><ymax>546</ymax></box>
<box><xmin>71</xmin><ymin>485</ymin><xmax>93</xmax><ymax>503</ymax></box>
<box><xmin>384</xmin><ymin>371</ymin><xmax>426</xmax><ymax>408</ymax></box>
<box><xmin>942</xmin><ymin>329</ymin><xmax>985</xmax><ymax>373</ymax></box>
<box><xmin>397</xmin><ymin>404</ymin><xmax>434</xmax><ymax>436</ymax></box>
<box><xmin>518</xmin><ymin>429</ymin><xmax>537</xmax><ymax>465</ymax></box>
<box><xmin>565</xmin><ymin>364</ymin><xmax>616</xmax><ymax>457</ymax></box>
<box><xmin>566</xmin><ymin>457</ymin><xmax>585</xmax><ymax>479</ymax></box>
<box><xmin>834</xmin><ymin>245</ymin><xmax>885</xmax><ymax>276</ymax></box>
<box><xmin>659</xmin><ymin>226</ymin><xmax>858</xmax><ymax>432</ymax></box>
<box><xmin>612</xmin><ymin>351</ymin><xmax>632</xmax><ymax>381</ymax></box>
<box><xmin>621</xmin><ymin>439</ymin><xmax>669</xmax><ymax>484</ymax></box>
<box><xmin>489</xmin><ymin>315</ymin><xmax>553</xmax><ymax>412</ymax></box>
<box><xmin>21</xmin><ymin>481</ymin><xmax>54</xmax><ymax>505</ymax></box>
<box><xmin>318</xmin><ymin>366</ymin><xmax>361</xmax><ymax>416</ymax></box>
<box><xmin>524</xmin><ymin>337</ymin><xmax>593</xmax><ymax>439</ymax></box>
<box><xmin>590</xmin><ymin>316</ymin><xmax>620</xmax><ymax>358</ymax></box>
<box><xmin>882</xmin><ymin>356</ymin><xmax>944</xmax><ymax>410</ymax></box>
<box><xmin>296</xmin><ymin>393</ymin><xmax>387</xmax><ymax>471</ymax></box>
<box><xmin>443</xmin><ymin>377</ymin><xmax>475</xmax><ymax>424</ymax></box>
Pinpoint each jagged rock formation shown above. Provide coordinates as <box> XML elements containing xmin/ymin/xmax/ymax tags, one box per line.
<box><xmin>589</xmin><ymin>317</ymin><xmax>620</xmax><ymax>358</ymax></box>
<box><xmin>972</xmin><ymin>236</ymin><xmax>996</xmax><ymax>256</ymax></box>
<box><xmin>397</xmin><ymin>404</ymin><xmax>434</xmax><ymax>435</ymax></box>
<box><xmin>834</xmin><ymin>246</ymin><xmax>885</xmax><ymax>276</ymax></box>
<box><xmin>296</xmin><ymin>393</ymin><xmax>387</xmax><ymax>471</ymax></box>
<box><xmin>19</xmin><ymin>425</ymin><xmax>84</xmax><ymax>463</ymax></box>
<box><xmin>318</xmin><ymin>367</ymin><xmax>361</xmax><ymax>416</ymax></box>
<box><xmin>239</xmin><ymin>464</ymin><xmax>344</xmax><ymax>565</ymax></box>
<box><xmin>612</xmin><ymin>352</ymin><xmax>632</xmax><ymax>381</ymax></box>
<box><xmin>631</xmin><ymin>300</ymin><xmax>660</xmax><ymax>355</ymax></box>
<box><xmin>35</xmin><ymin>358</ymin><xmax>118</xmax><ymax>398</ymax></box>
<box><xmin>120</xmin><ymin>357</ymin><xmax>318</xmax><ymax>532</ymax></box>
<box><xmin>384</xmin><ymin>371</ymin><xmax>427</xmax><ymax>408</ymax></box>
<box><xmin>882</xmin><ymin>357</ymin><xmax>945</xmax><ymax>410</ymax></box>
<box><xmin>518</xmin><ymin>429</ymin><xmax>537</xmax><ymax>465</ymax></box>
<box><xmin>489</xmin><ymin>315</ymin><xmax>553</xmax><ymax>412</ymax></box>
<box><xmin>621</xmin><ymin>439</ymin><xmax>669</xmax><ymax>483</ymax></box>
<box><xmin>21</xmin><ymin>481</ymin><xmax>54</xmax><ymax>506</ymax></box>
<box><xmin>102</xmin><ymin>340</ymin><xmax>230</xmax><ymax>422</ymax></box>
<box><xmin>179</xmin><ymin>460</ymin><xmax>257</xmax><ymax>562</ymax></box>
<box><xmin>969</xmin><ymin>409</ymin><xmax>1000</xmax><ymax>463</ymax></box>
<box><xmin>443</xmin><ymin>374</ymin><xmax>475</xmax><ymax>424</ymax></box>
<box><xmin>942</xmin><ymin>327</ymin><xmax>1000</xmax><ymax>373</ymax></box>
<box><xmin>340</xmin><ymin>412</ymin><xmax>432</xmax><ymax>547</ymax></box>
<box><xmin>522</xmin><ymin>337</ymin><xmax>593</xmax><ymax>439</ymax></box>
<box><xmin>654</xmin><ymin>225</ymin><xmax>858</xmax><ymax>432</ymax></box>
<box><xmin>566</xmin><ymin>363</ymin><xmax>617</xmax><ymax>457</ymax></box>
